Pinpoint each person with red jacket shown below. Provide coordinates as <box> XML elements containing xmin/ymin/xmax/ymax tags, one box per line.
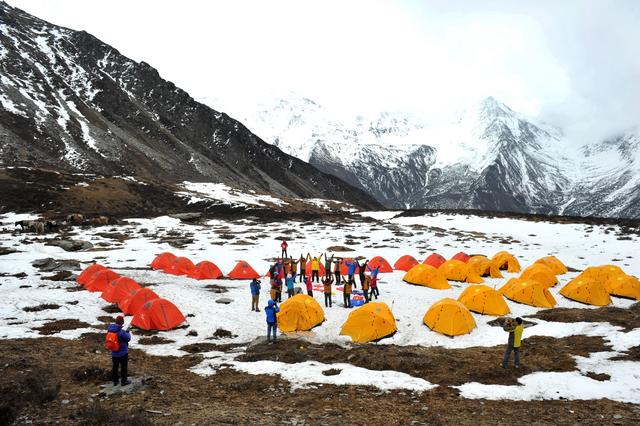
<box><xmin>280</xmin><ymin>240</ymin><xmax>288</xmax><ymax>258</ymax></box>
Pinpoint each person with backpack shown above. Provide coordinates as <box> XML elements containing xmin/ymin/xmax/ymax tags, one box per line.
<box><xmin>362</xmin><ymin>275</ymin><xmax>371</xmax><ymax>303</ymax></box>
<box><xmin>106</xmin><ymin>315</ymin><xmax>131</xmax><ymax>386</ymax></box>
<box><xmin>342</xmin><ymin>276</ymin><xmax>352</xmax><ymax>308</ymax></box>
<box><xmin>368</xmin><ymin>264</ymin><xmax>380</xmax><ymax>299</ymax></box>
<box><xmin>250</xmin><ymin>278</ymin><xmax>261</xmax><ymax>311</ymax></box>
<box><xmin>281</xmin><ymin>240</ymin><xmax>288</xmax><ymax>258</ymax></box>
<box><xmin>285</xmin><ymin>273</ymin><xmax>295</xmax><ymax>299</ymax></box>
<box><xmin>358</xmin><ymin>259</ymin><xmax>369</xmax><ymax>287</ymax></box>
<box><xmin>502</xmin><ymin>317</ymin><xmax>524</xmax><ymax>369</ymax></box>
<box><xmin>322</xmin><ymin>275</ymin><xmax>334</xmax><ymax>307</ymax></box>
<box><xmin>333</xmin><ymin>258</ymin><xmax>343</xmax><ymax>284</ymax></box>
<box><xmin>265</xmin><ymin>299</ymin><xmax>280</xmax><ymax>344</ymax></box>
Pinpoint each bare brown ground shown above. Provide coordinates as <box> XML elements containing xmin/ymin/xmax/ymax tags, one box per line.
<box><xmin>527</xmin><ymin>302</ymin><xmax>640</xmax><ymax>332</ymax></box>
<box><xmin>1</xmin><ymin>335</ymin><xmax>639</xmax><ymax>425</ymax></box>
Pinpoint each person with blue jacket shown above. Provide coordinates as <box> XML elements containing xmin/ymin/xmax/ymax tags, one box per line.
<box><xmin>250</xmin><ymin>278</ymin><xmax>261</xmax><ymax>312</ymax></box>
<box><xmin>285</xmin><ymin>273</ymin><xmax>295</xmax><ymax>298</ymax></box>
<box><xmin>346</xmin><ymin>259</ymin><xmax>358</xmax><ymax>287</ymax></box>
<box><xmin>265</xmin><ymin>299</ymin><xmax>280</xmax><ymax>343</ymax></box>
<box><xmin>108</xmin><ymin>315</ymin><xmax>131</xmax><ymax>386</ymax></box>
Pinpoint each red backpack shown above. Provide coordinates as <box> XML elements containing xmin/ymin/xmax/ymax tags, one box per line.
<box><xmin>105</xmin><ymin>331</ymin><xmax>120</xmax><ymax>352</ymax></box>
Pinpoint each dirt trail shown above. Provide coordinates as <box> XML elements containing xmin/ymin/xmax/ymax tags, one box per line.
<box><xmin>1</xmin><ymin>336</ymin><xmax>639</xmax><ymax>425</ymax></box>
<box><xmin>527</xmin><ymin>302</ymin><xmax>640</xmax><ymax>331</ymax></box>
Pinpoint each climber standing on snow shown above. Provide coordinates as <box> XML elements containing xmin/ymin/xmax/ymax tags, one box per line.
<box><xmin>265</xmin><ymin>299</ymin><xmax>280</xmax><ymax>344</ymax></box>
<box><xmin>280</xmin><ymin>239</ymin><xmax>288</xmax><ymax>258</ymax></box>
<box><xmin>250</xmin><ymin>278</ymin><xmax>261</xmax><ymax>312</ymax></box>
<box><xmin>502</xmin><ymin>317</ymin><xmax>524</xmax><ymax>369</ymax></box>
<box><xmin>106</xmin><ymin>315</ymin><xmax>131</xmax><ymax>386</ymax></box>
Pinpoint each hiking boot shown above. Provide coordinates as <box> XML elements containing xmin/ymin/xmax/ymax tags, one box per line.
<box><xmin>121</xmin><ymin>380</ymin><xmax>131</xmax><ymax>386</ymax></box>
<box><xmin>113</xmin><ymin>381</ymin><xmax>118</xmax><ymax>386</ymax></box>
<box><xmin>256</xmin><ymin>309</ymin><xmax>260</xmax><ymax>312</ymax></box>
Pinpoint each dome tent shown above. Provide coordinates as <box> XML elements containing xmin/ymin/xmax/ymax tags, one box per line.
<box><xmin>101</xmin><ymin>277</ymin><xmax>141</xmax><ymax>303</ymax></box>
<box><xmin>189</xmin><ymin>261</ymin><xmax>224</xmax><ymax>280</ymax></box>
<box><xmin>491</xmin><ymin>251</ymin><xmax>521</xmax><ymax>273</ymax></box>
<box><xmin>150</xmin><ymin>252</ymin><xmax>177</xmax><ymax>272</ymax></box>
<box><xmin>580</xmin><ymin>265</ymin><xmax>625</xmax><ymax>284</ymax></box>
<box><xmin>468</xmin><ymin>255</ymin><xmax>503</xmax><ymax>278</ymax></box>
<box><xmin>131</xmin><ymin>298</ymin><xmax>185</xmax><ymax>330</ymax></box>
<box><xmin>520</xmin><ymin>264</ymin><xmax>558</xmax><ymax>287</ymax></box>
<box><xmin>394</xmin><ymin>255</ymin><xmax>419</xmax><ymax>271</ymax></box>
<box><xmin>451</xmin><ymin>252</ymin><xmax>471</xmax><ymax>263</ymax></box>
<box><xmin>368</xmin><ymin>256</ymin><xmax>393</xmax><ymax>273</ymax></box>
<box><xmin>457</xmin><ymin>285</ymin><xmax>510</xmax><ymax>316</ymax></box>
<box><xmin>168</xmin><ymin>256</ymin><xmax>196</xmax><ymax>276</ymax></box>
<box><xmin>340</xmin><ymin>302</ymin><xmax>397</xmax><ymax>343</ymax></box>
<box><xmin>534</xmin><ymin>256</ymin><xmax>568</xmax><ymax>275</ymax></box>
<box><xmin>228</xmin><ymin>260</ymin><xmax>260</xmax><ymax>279</ymax></box>
<box><xmin>439</xmin><ymin>259</ymin><xmax>483</xmax><ymax>284</ymax></box>
<box><xmin>423</xmin><ymin>298</ymin><xmax>476</xmax><ymax>336</ymax></box>
<box><xmin>85</xmin><ymin>269</ymin><xmax>120</xmax><ymax>292</ymax></box>
<box><xmin>560</xmin><ymin>277</ymin><xmax>612</xmax><ymax>306</ymax></box>
<box><xmin>277</xmin><ymin>294</ymin><xmax>325</xmax><ymax>332</ymax></box>
<box><xmin>77</xmin><ymin>263</ymin><xmax>106</xmax><ymax>286</ymax></box>
<box><xmin>423</xmin><ymin>253</ymin><xmax>446</xmax><ymax>268</ymax></box>
<box><xmin>118</xmin><ymin>287</ymin><xmax>159</xmax><ymax>315</ymax></box>
<box><xmin>605</xmin><ymin>274</ymin><xmax>640</xmax><ymax>300</ymax></box>
<box><xmin>500</xmin><ymin>278</ymin><xmax>557</xmax><ymax>308</ymax></box>
<box><xmin>403</xmin><ymin>264</ymin><xmax>451</xmax><ymax>289</ymax></box>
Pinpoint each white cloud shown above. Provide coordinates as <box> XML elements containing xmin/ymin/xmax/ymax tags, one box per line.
<box><xmin>7</xmin><ymin>0</ymin><xmax>640</xmax><ymax>142</ymax></box>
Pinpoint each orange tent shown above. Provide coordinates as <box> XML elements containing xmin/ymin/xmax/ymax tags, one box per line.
<box><xmin>77</xmin><ymin>263</ymin><xmax>106</xmax><ymax>286</ymax></box>
<box><xmin>535</xmin><ymin>256</ymin><xmax>568</xmax><ymax>275</ymax></box>
<box><xmin>368</xmin><ymin>256</ymin><xmax>393</xmax><ymax>273</ymax></box>
<box><xmin>491</xmin><ymin>251</ymin><xmax>521</xmax><ymax>273</ymax></box>
<box><xmin>189</xmin><ymin>261</ymin><xmax>224</xmax><ymax>280</ymax></box>
<box><xmin>101</xmin><ymin>277</ymin><xmax>142</xmax><ymax>304</ymax></box>
<box><xmin>468</xmin><ymin>255</ymin><xmax>503</xmax><ymax>278</ymax></box>
<box><xmin>580</xmin><ymin>265</ymin><xmax>626</xmax><ymax>284</ymax></box>
<box><xmin>228</xmin><ymin>260</ymin><xmax>260</xmax><ymax>279</ymax></box>
<box><xmin>520</xmin><ymin>264</ymin><xmax>558</xmax><ymax>287</ymax></box>
<box><xmin>167</xmin><ymin>257</ymin><xmax>196</xmax><ymax>276</ymax></box>
<box><xmin>118</xmin><ymin>287</ymin><xmax>159</xmax><ymax>315</ymax></box>
<box><xmin>439</xmin><ymin>259</ymin><xmax>483</xmax><ymax>283</ymax></box>
<box><xmin>85</xmin><ymin>269</ymin><xmax>120</xmax><ymax>292</ymax></box>
<box><xmin>424</xmin><ymin>253</ymin><xmax>446</xmax><ymax>268</ymax></box>
<box><xmin>131</xmin><ymin>298</ymin><xmax>185</xmax><ymax>331</ymax></box>
<box><xmin>500</xmin><ymin>278</ymin><xmax>557</xmax><ymax>308</ymax></box>
<box><xmin>150</xmin><ymin>252</ymin><xmax>177</xmax><ymax>271</ymax></box>
<box><xmin>306</xmin><ymin>261</ymin><xmax>327</xmax><ymax>276</ymax></box>
<box><xmin>403</xmin><ymin>264</ymin><xmax>451</xmax><ymax>289</ymax></box>
<box><xmin>394</xmin><ymin>255</ymin><xmax>419</xmax><ymax>271</ymax></box>
<box><xmin>605</xmin><ymin>274</ymin><xmax>640</xmax><ymax>300</ymax></box>
<box><xmin>451</xmin><ymin>252</ymin><xmax>471</xmax><ymax>263</ymax></box>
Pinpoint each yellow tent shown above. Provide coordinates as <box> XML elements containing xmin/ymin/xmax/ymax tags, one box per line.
<box><xmin>423</xmin><ymin>298</ymin><xmax>476</xmax><ymax>336</ymax></box>
<box><xmin>560</xmin><ymin>277</ymin><xmax>611</xmax><ymax>306</ymax></box>
<box><xmin>605</xmin><ymin>274</ymin><xmax>640</xmax><ymax>300</ymax></box>
<box><xmin>403</xmin><ymin>264</ymin><xmax>451</xmax><ymax>289</ymax></box>
<box><xmin>468</xmin><ymin>255</ymin><xmax>503</xmax><ymax>278</ymax></box>
<box><xmin>500</xmin><ymin>278</ymin><xmax>557</xmax><ymax>308</ymax></box>
<box><xmin>277</xmin><ymin>294</ymin><xmax>325</xmax><ymax>332</ymax></box>
<box><xmin>458</xmin><ymin>285</ymin><xmax>510</xmax><ymax>316</ymax></box>
<box><xmin>340</xmin><ymin>302</ymin><xmax>397</xmax><ymax>343</ymax></box>
<box><xmin>535</xmin><ymin>256</ymin><xmax>568</xmax><ymax>275</ymax></box>
<box><xmin>439</xmin><ymin>259</ymin><xmax>484</xmax><ymax>283</ymax></box>
<box><xmin>491</xmin><ymin>251</ymin><xmax>521</xmax><ymax>273</ymax></box>
<box><xmin>580</xmin><ymin>265</ymin><xmax>625</xmax><ymax>284</ymax></box>
<box><xmin>520</xmin><ymin>264</ymin><xmax>558</xmax><ymax>287</ymax></box>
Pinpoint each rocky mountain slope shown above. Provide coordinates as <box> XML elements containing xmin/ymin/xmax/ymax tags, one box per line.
<box><xmin>0</xmin><ymin>1</ymin><xmax>380</xmax><ymax>210</ymax></box>
<box><xmin>209</xmin><ymin>94</ymin><xmax>640</xmax><ymax>218</ymax></box>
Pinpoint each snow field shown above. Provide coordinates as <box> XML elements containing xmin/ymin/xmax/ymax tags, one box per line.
<box><xmin>0</xmin><ymin>211</ymin><xmax>638</xmax><ymax>398</ymax></box>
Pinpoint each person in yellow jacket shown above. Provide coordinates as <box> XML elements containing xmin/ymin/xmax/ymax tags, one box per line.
<box><xmin>308</xmin><ymin>253</ymin><xmax>322</xmax><ymax>284</ymax></box>
<box><xmin>502</xmin><ymin>317</ymin><xmax>524</xmax><ymax>369</ymax></box>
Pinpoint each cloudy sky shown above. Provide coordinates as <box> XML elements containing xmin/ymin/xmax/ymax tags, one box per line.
<box><xmin>8</xmin><ymin>0</ymin><xmax>640</xmax><ymax>142</ymax></box>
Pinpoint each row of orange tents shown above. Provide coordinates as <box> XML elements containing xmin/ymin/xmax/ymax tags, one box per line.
<box><xmin>76</xmin><ymin>263</ymin><xmax>186</xmax><ymax>330</ymax></box>
<box><xmin>151</xmin><ymin>252</ymin><xmax>260</xmax><ymax>280</ymax></box>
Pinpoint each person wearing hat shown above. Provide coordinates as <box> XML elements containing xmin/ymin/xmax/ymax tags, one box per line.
<box><xmin>106</xmin><ymin>315</ymin><xmax>132</xmax><ymax>386</ymax></box>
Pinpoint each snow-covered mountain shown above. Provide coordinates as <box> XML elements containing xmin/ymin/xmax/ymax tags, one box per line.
<box><xmin>0</xmin><ymin>2</ymin><xmax>379</xmax><ymax>209</ymax></box>
<box><xmin>204</xmin><ymin>94</ymin><xmax>640</xmax><ymax>218</ymax></box>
